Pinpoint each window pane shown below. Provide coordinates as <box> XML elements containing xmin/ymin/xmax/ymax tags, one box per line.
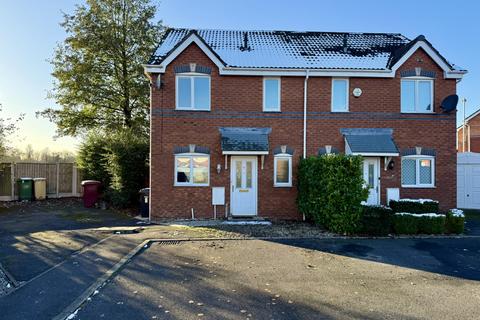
<box><xmin>235</xmin><ymin>161</ymin><xmax>242</xmax><ymax>188</ymax></box>
<box><xmin>418</xmin><ymin>81</ymin><xmax>432</xmax><ymax>112</ymax></box>
<box><xmin>176</xmin><ymin>157</ymin><xmax>191</xmax><ymax>183</ymax></box>
<box><xmin>332</xmin><ymin>80</ymin><xmax>347</xmax><ymax>111</ymax></box>
<box><xmin>192</xmin><ymin>157</ymin><xmax>209</xmax><ymax>184</ymax></box>
<box><xmin>401</xmin><ymin>80</ymin><xmax>415</xmax><ymax>112</ymax></box>
<box><xmin>368</xmin><ymin>163</ymin><xmax>374</xmax><ymax>188</ymax></box>
<box><xmin>177</xmin><ymin>77</ymin><xmax>191</xmax><ymax>108</ymax></box>
<box><xmin>419</xmin><ymin>159</ymin><xmax>432</xmax><ymax>184</ymax></box>
<box><xmin>276</xmin><ymin>158</ymin><xmax>290</xmax><ymax>183</ymax></box>
<box><xmin>264</xmin><ymin>79</ymin><xmax>280</xmax><ymax>111</ymax></box>
<box><xmin>246</xmin><ymin>161</ymin><xmax>252</xmax><ymax>188</ymax></box>
<box><xmin>402</xmin><ymin>159</ymin><xmax>416</xmax><ymax>185</ymax></box>
<box><xmin>194</xmin><ymin>77</ymin><xmax>210</xmax><ymax>110</ymax></box>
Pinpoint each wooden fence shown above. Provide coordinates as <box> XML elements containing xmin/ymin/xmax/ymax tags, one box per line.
<box><xmin>0</xmin><ymin>162</ymin><xmax>83</xmax><ymax>201</ymax></box>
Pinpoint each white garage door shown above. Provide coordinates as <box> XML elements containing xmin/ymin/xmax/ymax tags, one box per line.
<box><xmin>458</xmin><ymin>153</ymin><xmax>480</xmax><ymax>209</ymax></box>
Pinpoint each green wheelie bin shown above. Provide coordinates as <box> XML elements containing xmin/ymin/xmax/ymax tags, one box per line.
<box><xmin>18</xmin><ymin>177</ymin><xmax>33</xmax><ymax>201</ymax></box>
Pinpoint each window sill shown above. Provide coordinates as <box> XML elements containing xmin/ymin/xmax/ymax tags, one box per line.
<box><xmin>401</xmin><ymin>185</ymin><xmax>436</xmax><ymax>189</ymax></box>
<box><xmin>263</xmin><ymin>110</ymin><xmax>281</xmax><ymax>113</ymax></box>
<box><xmin>274</xmin><ymin>184</ymin><xmax>292</xmax><ymax>188</ymax></box>
<box><xmin>400</xmin><ymin>111</ymin><xmax>434</xmax><ymax>114</ymax></box>
<box><xmin>331</xmin><ymin>110</ymin><xmax>349</xmax><ymax>113</ymax></box>
<box><xmin>174</xmin><ymin>184</ymin><xmax>210</xmax><ymax>187</ymax></box>
<box><xmin>175</xmin><ymin>108</ymin><xmax>211</xmax><ymax>112</ymax></box>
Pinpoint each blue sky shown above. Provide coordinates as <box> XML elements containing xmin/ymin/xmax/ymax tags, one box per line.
<box><xmin>0</xmin><ymin>0</ymin><xmax>478</xmax><ymax>153</ymax></box>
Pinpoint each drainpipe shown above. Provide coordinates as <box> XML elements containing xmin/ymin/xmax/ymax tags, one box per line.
<box><xmin>462</xmin><ymin>98</ymin><xmax>467</xmax><ymax>152</ymax></box>
<box><xmin>302</xmin><ymin>70</ymin><xmax>310</xmax><ymax>222</ymax></box>
<box><xmin>303</xmin><ymin>70</ymin><xmax>310</xmax><ymax>158</ymax></box>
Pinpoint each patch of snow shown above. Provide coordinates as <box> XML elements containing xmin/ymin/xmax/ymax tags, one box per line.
<box><xmin>450</xmin><ymin>209</ymin><xmax>465</xmax><ymax>217</ymax></box>
<box><xmin>222</xmin><ymin>221</ymin><xmax>272</xmax><ymax>226</ymax></box>
<box><xmin>66</xmin><ymin>309</ymin><xmax>79</xmax><ymax>320</ymax></box>
<box><xmin>396</xmin><ymin>198</ymin><xmax>438</xmax><ymax>204</ymax></box>
<box><xmin>395</xmin><ymin>212</ymin><xmax>445</xmax><ymax>218</ymax></box>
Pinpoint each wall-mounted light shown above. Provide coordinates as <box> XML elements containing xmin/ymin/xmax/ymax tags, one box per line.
<box><xmin>155</xmin><ymin>74</ymin><xmax>162</xmax><ymax>90</ymax></box>
<box><xmin>216</xmin><ymin>164</ymin><xmax>222</xmax><ymax>174</ymax></box>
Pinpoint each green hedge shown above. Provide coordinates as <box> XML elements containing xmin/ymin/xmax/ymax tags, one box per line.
<box><xmin>297</xmin><ymin>155</ymin><xmax>368</xmax><ymax>234</ymax></box>
<box><xmin>389</xmin><ymin>199</ymin><xmax>439</xmax><ymax>214</ymax></box>
<box><xmin>393</xmin><ymin>213</ymin><xmax>446</xmax><ymax>235</ymax></box>
<box><xmin>358</xmin><ymin>205</ymin><xmax>393</xmax><ymax>236</ymax></box>
<box><xmin>445</xmin><ymin>209</ymin><xmax>465</xmax><ymax>234</ymax></box>
<box><xmin>393</xmin><ymin>214</ymin><xmax>419</xmax><ymax>234</ymax></box>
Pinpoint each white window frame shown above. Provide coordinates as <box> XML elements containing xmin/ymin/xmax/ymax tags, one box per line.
<box><xmin>263</xmin><ymin>77</ymin><xmax>281</xmax><ymax>112</ymax></box>
<box><xmin>400</xmin><ymin>78</ymin><xmax>434</xmax><ymax>113</ymax></box>
<box><xmin>401</xmin><ymin>155</ymin><xmax>435</xmax><ymax>188</ymax></box>
<box><xmin>174</xmin><ymin>153</ymin><xmax>210</xmax><ymax>187</ymax></box>
<box><xmin>331</xmin><ymin>78</ymin><xmax>349</xmax><ymax>112</ymax></box>
<box><xmin>175</xmin><ymin>74</ymin><xmax>211</xmax><ymax>111</ymax></box>
<box><xmin>273</xmin><ymin>154</ymin><xmax>292</xmax><ymax>187</ymax></box>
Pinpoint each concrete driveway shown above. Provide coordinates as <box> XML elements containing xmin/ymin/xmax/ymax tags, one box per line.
<box><xmin>0</xmin><ymin>199</ymin><xmax>138</xmax><ymax>281</ymax></box>
<box><xmin>75</xmin><ymin>237</ymin><xmax>480</xmax><ymax>320</ymax></box>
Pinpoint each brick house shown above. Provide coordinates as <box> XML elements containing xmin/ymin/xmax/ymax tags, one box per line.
<box><xmin>457</xmin><ymin>109</ymin><xmax>480</xmax><ymax>152</ymax></box>
<box><xmin>144</xmin><ymin>28</ymin><xmax>466</xmax><ymax>221</ymax></box>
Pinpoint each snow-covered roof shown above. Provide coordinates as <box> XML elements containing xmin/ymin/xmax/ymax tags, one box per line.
<box><xmin>149</xmin><ymin>28</ymin><xmax>460</xmax><ymax>72</ymax></box>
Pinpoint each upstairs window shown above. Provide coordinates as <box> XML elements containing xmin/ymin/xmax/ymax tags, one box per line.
<box><xmin>331</xmin><ymin>78</ymin><xmax>349</xmax><ymax>112</ymax></box>
<box><xmin>263</xmin><ymin>78</ymin><xmax>281</xmax><ymax>112</ymax></box>
<box><xmin>175</xmin><ymin>154</ymin><xmax>210</xmax><ymax>186</ymax></box>
<box><xmin>176</xmin><ymin>75</ymin><xmax>211</xmax><ymax>110</ymax></box>
<box><xmin>401</xmin><ymin>79</ymin><xmax>433</xmax><ymax>113</ymax></box>
<box><xmin>274</xmin><ymin>154</ymin><xmax>292</xmax><ymax>187</ymax></box>
<box><xmin>401</xmin><ymin>155</ymin><xmax>435</xmax><ymax>187</ymax></box>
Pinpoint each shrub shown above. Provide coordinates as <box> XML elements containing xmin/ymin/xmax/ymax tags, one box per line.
<box><xmin>77</xmin><ymin>131</ymin><xmax>111</xmax><ymax>188</ymax></box>
<box><xmin>393</xmin><ymin>214</ymin><xmax>419</xmax><ymax>234</ymax></box>
<box><xmin>445</xmin><ymin>209</ymin><xmax>465</xmax><ymax>234</ymax></box>
<box><xmin>389</xmin><ymin>199</ymin><xmax>439</xmax><ymax>214</ymax></box>
<box><xmin>358</xmin><ymin>205</ymin><xmax>393</xmax><ymax>236</ymax></box>
<box><xmin>417</xmin><ymin>215</ymin><xmax>446</xmax><ymax>234</ymax></box>
<box><xmin>105</xmin><ymin>130</ymin><xmax>149</xmax><ymax>208</ymax></box>
<box><xmin>77</xmin><ymin>129</ymin><xmax>149</xmax><ymax>208</ymax></box>
<box><xmin>297</xmin><ymin>154</ymin><xmax>368</xmax><ymax>234</ymax></box>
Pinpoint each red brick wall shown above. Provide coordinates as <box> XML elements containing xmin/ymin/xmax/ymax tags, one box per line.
<box><xmin>149</xmin><ymin>44</ymin><xmax>457</xmax><ymax>220</ymax></box>
<box><xmin>458</xmin><ymin>115</ymin><xmax>480</xmax><ymax>152</ymax></box>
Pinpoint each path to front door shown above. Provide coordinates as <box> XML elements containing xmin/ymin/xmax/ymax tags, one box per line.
<box><xmin>230</xmin><ymin>156</ymin><xmax>257</xmax><ymax>216</ymax></box>
<box><xmin>363</xmin><ymin>157</ymin><xmax>380</xmax><ymax>205</ymax></box>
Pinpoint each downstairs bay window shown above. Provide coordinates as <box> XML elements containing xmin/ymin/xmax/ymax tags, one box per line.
<box><xmin>174</xmin><ymin>154</ymin><xmax>210</xmax><ymax>186</ymax></box>
<box><xmin>401</xmin><ymin>156</ymin><xmax>435</xmax><ymax>188</ymax></box>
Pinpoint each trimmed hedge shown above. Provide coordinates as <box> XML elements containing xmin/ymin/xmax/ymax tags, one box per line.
<box><xmin>297</xmin><ymin>155</ymin><xmax>368</xmax><ymax>234</ymax></box>
<box><xmin>389</xmin><ymin>199</ymin><xmax>439</xmax><ymax>214</ymax></box>
<box><xmin>394</xmin><ymin>213</ymin><xmax>446</xmax><ymax>235</ymax></box>
<box><xmin>445</xmin><ymin>210</ymin><xmax>465</xmax><ymax>234</ymax></box>
<box><xmin>393</xmin><ymin>214</ymin><xmax>419</xmax><ymax>234</ymax></box>
<box><xmin>417</xmin><ymin>215</ymin><xmax>446</xmax><ymax>234</ymax></box>
<box><xmin>358</xmin><ymin>205</ymin><xmax>393</xmax><ymax>236</ymax></box>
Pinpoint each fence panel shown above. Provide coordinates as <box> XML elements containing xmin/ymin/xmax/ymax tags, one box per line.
<box><xmin>0</xmin><ymin>162</ymin><xmax>81</xmax><ymax>201</ymax></box>
<box><xmin>0</xmin><ymin>164</ymin><xmax>12</xmax><ymax>198</ymax></box>
<box><xmin>59</xmin><ymin>163</ymin><xmax>73</xmax><ymax>193</ymax></box>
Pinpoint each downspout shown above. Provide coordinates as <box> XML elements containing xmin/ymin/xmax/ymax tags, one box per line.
<box><xmin>302</xmin><ymin>70</ymin><xmax>309</xmax><ymax>222</ymax></box>
<box><xmin>462</xmin><ymin>98</ymin><xmax>467</xmax><ymax>152</ymax></box>
<box><xmin>303</xmin><ymin>70</ymin><xmax>310</xmax><ymax>158</ymax></box>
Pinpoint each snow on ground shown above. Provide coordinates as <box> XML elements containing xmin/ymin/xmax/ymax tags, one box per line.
<box><xmin>0</xmin><ymin>267</ymin><xmax>13</xmax><ymax>297</ymax></box>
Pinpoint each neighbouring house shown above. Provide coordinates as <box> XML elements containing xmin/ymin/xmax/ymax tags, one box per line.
<box><xmin>457</xmin><ymin>109</ymin><xmax>480</xmax><ymax>152</ymax></box>
<box><xmin>143</xmin><ymin>28</ymin><xmax>466</xmax><ymax>220</ymax></box>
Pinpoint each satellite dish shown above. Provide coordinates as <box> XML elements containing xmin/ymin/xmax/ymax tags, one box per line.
<box><xmin>440</xmin><ymin>94</ymin><xmax>459</xmax><ymax>113</ymax></box>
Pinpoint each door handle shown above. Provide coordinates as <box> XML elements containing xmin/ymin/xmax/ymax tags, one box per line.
<box><xmin>232</xmin><ymin>185</ymin><xmax>234</xmax><ymax>192</ymax></box>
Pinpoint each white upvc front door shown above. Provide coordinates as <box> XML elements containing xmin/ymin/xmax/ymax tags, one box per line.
<box><xmin>363</xmin><ymin>157</ymin><xmax>380</xmax><ymax>205</ymax></box>
<box><xmin>230</xmin><ymin>156</ymin><xmax>257</xmax><ymax>216</ymax></box>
